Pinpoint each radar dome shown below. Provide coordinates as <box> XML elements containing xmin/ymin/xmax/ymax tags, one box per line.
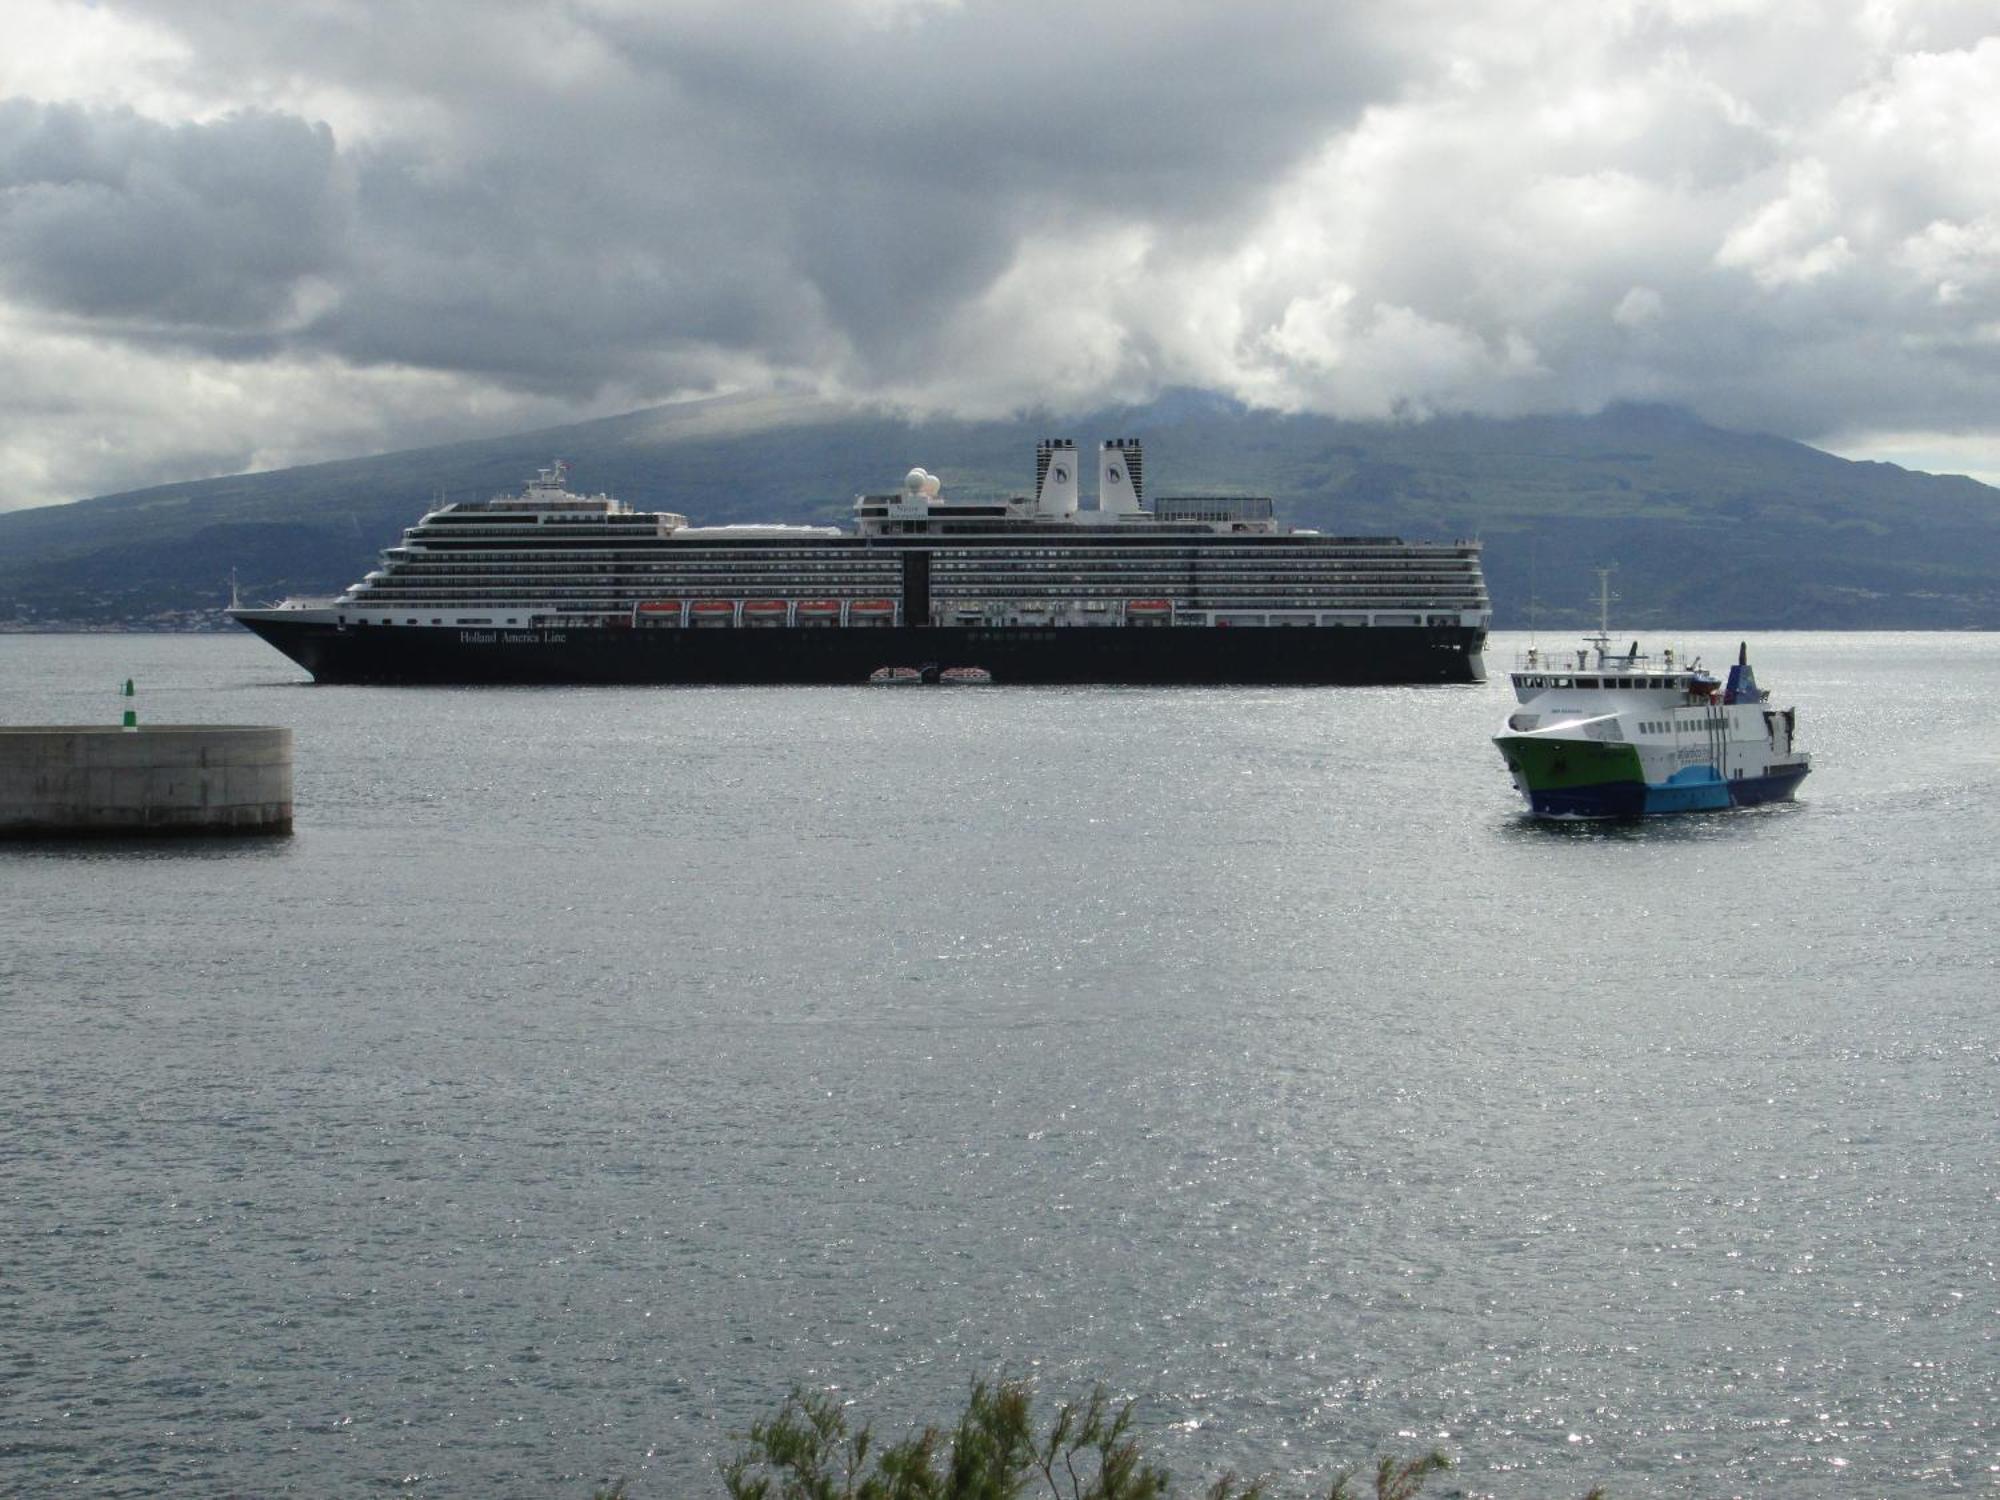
<box><xmin>904</xmin><ymin>467</ymin><xmax>930</xmax><ymax>495</ymax></box>
<box><xmin>921</xmin><ymin>471</ymin><xmax>942</xmax><ymax>497</ymax></box>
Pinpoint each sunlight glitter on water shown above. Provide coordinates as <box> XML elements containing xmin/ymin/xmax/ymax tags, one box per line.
<box><xmin>1</xmin><ymin>632</ymin><xmax>1995</xmax><ymax>1497</ymax></box>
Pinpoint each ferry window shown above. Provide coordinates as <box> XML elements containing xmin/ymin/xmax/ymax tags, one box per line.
<box><xmin>1577</xmin><ymin>677</ymin><xmax>1597</xmax><ymax>688</ymax></box>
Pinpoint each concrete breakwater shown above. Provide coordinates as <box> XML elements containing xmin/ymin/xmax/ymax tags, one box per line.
<box><xmin>0</xmin><ymin>726</ymin><xmax>292</xmax><ymax>838</ymax></box>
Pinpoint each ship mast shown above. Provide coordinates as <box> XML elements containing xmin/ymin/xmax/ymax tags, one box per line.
<box><xmin>1586</xmin><ymin>564</ymin><xmax>1616</xmax><ymax>667</ymax></box>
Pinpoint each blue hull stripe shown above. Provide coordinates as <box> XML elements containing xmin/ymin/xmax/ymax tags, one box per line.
<box><xmin>1526</xmin><ymin>764</ymin><xmax>1809</xmax><ymax>819</ymax></box>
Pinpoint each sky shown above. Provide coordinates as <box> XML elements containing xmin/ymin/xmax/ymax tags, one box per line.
<box><xmin>2</xmin><ymin>0</ymin><xmax>1997</xmax><ymax>510</ymax></box>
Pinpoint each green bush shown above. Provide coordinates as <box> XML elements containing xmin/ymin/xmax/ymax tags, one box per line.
<box><xmin>663</xmin><ymin>1378</ymin><xmax>1604</xmax><ymax>1500</ymax></box>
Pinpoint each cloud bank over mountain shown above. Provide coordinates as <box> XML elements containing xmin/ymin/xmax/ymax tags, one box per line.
<box><xmin>2</xmin><ymin>0</ymin><xmax>1997</xmax><ymax>508</ymax></box>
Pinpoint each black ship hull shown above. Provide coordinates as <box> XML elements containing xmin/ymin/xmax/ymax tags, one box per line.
<box><xmin>237</xmin><ymin>617</ymin><xmax>1487</xmax><ymax>686</ymax></box>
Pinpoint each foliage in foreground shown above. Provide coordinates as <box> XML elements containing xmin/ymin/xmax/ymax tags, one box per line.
<box><xmin>643</xmin><ymin>1377</ymin><xmax>1606</xmax><ymax>1500</ymax></box>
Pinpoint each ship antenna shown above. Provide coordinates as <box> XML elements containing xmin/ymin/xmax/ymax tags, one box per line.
<box><xmin>1527</xmin><ymin>540</ymin><xmax>1540</xmax><ymax>651</ymax></box>
<box><xmin>228</xmin><ymin>567</ymin><xmax>240</xmax><ymax>611</ymax></box>
<box><xmin>1588</xmin><ymin>563</ymin><xmax>1617</xmax><ymax>666</ymax></box>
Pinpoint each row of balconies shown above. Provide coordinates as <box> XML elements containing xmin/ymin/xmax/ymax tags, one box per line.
<box><xmin>375</xmin><ymin>559</ymin><xmax>1482</xmax><ymax>586</ymax></box>
<box><xmin>388</xmin><ymin>540</ymin><xmax>1480</xmax><ymax>564</ymax></box>
<box><xmin>351</xmin><ymin>590</ymin><xmax>1488</xmax><ymax>613</ymax></box>
<box><xmin>358</xmin><ymin>573</ymin><xmax>1488</xmax><ymax>598</ymax></box>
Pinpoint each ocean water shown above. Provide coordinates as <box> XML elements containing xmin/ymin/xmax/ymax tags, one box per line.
<box><xmin>1</xmin><ymin>631</ymin><xmax>1994</xmax><ymax>1498</ymax></box>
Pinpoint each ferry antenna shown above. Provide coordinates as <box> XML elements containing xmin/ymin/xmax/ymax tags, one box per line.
<box><xmin>1588</xmin><ymin>563</ymin><xmax>1619</xmax><ymax>663</ymax></box>
<box><xmin>1527</xmin><ymin>541</ymin><xmax>1540</xmax><ymax>650</ymax></box>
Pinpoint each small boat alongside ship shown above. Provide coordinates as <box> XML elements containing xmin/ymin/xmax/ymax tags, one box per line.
<box><xmin>1492</xmin><ymin>583</ymin><xmax>1810</xmax><ymax>818</ymax></box>
<box><xmin>867</xmin><ymin>664</ymin><xmax>994</xmax><ymax>685</ymax></box>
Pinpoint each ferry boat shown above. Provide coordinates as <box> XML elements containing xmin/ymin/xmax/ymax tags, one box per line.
<box><xmin>230</xmin><ymin>440</ymin><xmax>1490</xmax><ymax>686</ymax></box>
<box><xmin>1492</xmin><ymin>581</ymin><xmax>1810</xmax><ymax>818</ymax></box>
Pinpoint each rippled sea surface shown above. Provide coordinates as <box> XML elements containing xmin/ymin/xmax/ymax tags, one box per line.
<box><xmin>2</xmin><ymin>632</ymin><xmax>1994</xmax><ymax>1498</ymax></box>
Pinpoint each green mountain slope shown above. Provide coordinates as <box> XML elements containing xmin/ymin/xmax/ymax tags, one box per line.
<box><xmin>2</xmin><ymin>393</ymin><xmax>1995</xmax><ymax>628</ymax></box>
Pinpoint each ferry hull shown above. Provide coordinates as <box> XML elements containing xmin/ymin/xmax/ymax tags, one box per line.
<box><xmin>1493</xmin><ymin>735</ymin><xmax>1810</xmax><ymax>819</ymax></box>
<box><xmin>235</xmin><ymin>615</ymin><xmax>1487</xmax><ymax>687</ymax></box>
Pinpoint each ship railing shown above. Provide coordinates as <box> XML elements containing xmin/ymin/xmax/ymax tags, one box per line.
<box><xmin>1512</xmin><ymin>646</ymin><xmax>1691</xmax><ymax>674</ymax></box>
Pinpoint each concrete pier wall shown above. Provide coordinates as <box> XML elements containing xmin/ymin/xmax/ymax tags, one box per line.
<box><xmin>0</xmin><ymin>726</ymin><xmax>292</xmax><ymax>838</ymax></box>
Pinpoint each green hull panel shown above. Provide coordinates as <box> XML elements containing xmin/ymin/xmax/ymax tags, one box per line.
<box><xmin>1493</xmin><ymin>736</ymin><xmax>1643</xmax><ymax>791</ymax></box>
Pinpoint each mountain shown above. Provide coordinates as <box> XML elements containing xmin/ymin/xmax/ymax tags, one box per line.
<box><xmin>3</xmin><ymin>392</ymin><xmax>1997</xmax><ymax>629</ymax></box>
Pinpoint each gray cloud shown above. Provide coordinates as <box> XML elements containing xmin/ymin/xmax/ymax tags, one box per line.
<box><xmin>2</xmin><ymin>0</ymin><xmax>1999</xmax><ymax>508</ymax></box>
<box><xmin>95</xmin><ymin>0</ymin><xmax>1403</xmax><ymax>384</ymax></box>
<box><xmin>0</xmin><ymin>101</ymin><xmax>346</xmax><ymax>329</ymax></box>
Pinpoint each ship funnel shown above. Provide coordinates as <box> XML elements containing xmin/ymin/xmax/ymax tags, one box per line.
<box><xmin>1034</xmin><ymin>438</ymin><xmax>1079</xmax><ymax>519</ymax></box>
<box><xmin>1724</xmin><ymin>649</ymin><xmax>1762</xmax><ymax>705</ymax></box>
<box><xmin>1099</xmin><ymin>438</ymin><xmax>1144</xmax><ymax>516</ymax></box>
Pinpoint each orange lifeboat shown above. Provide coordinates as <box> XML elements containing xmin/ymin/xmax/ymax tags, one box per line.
<box><xmin>742</xmin><ymin>599</ymin><xmax>789</xmax><ymax>625</ymax></box>
<box><xmin>689</xmin><ymin>600</ymin><xmax>735</xmax><ymax>625</ymax></box>
<box><xmin>850</xmin><ymin>599</ymin><xmax>897</xmax><ymax>624</ymax></box>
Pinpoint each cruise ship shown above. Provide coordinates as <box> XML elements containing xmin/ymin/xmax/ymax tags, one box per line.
<box><xmin>230</xmin><ymin>440</ymin><xmax>1491</xmax><ymax>685</ymax></box>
